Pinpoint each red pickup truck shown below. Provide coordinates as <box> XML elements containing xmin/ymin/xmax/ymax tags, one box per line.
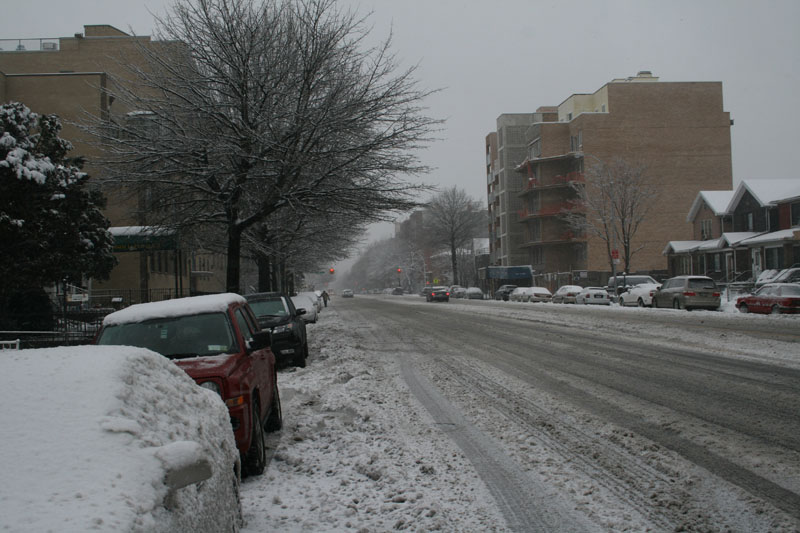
<box><xmin>95</xmin><ymin>293</ymin><xmax>281</xmax><ymax>476</ymax></box>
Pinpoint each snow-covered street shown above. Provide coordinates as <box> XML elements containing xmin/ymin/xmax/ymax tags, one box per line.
<box><xmin>240</xmin><ymin>296</ymin><xmax>800</xmax><ymax>532</ymax></box>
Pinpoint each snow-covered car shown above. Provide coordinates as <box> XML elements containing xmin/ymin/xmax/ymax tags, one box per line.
<box><xmin>755</xmin><ymin>267</ymin><xmax>800</xmax><ymax>288</ymax></box>
<box><xmin>341</xmin><ymin>289</ymin><xmax>354</xmax><ymax>298</ymax></box>
<box><xmin>552</xmin><ymin>285</ymin><xmax>583</xmax><ymax>304</ymax></box>
<box><xmin>299</xmin><ymin>291</ymin><xmax>323</xmax><ymax>312</ymax></box>
<box><xmin>0</xmin><ymin>346</ymin><xmax>243</xmax><ymax>532</ymax></box>
<box><xmin>509</xmin><ymin>287</ymin><xmax>551</xmax><ymax>302</ymax></box>
<box><xmin>736</xmin><ymin>283</ymin><xmax>800</xmax><ymax>314</ymax></box>
<box><xmin>95</xmin><ymin>293</ymin><xmax>282</xmax><ymax>477</ymax></box>
<box><xmin>606</xmin><ymin>274</ymin><xmax>659</xmax><ymax>298</ymax></box>
<box><xmin>494</xmin><ymin>284</ymin><xmax>517</xmax><ymax>301</ymax></box>
<box><xmin>618</xmin><ymin>283</ymin><xmax>661</xmax><ymax>307</ymax></box>
<box><xmin>576</xmin><ymin>287</ymin><xmax>612</xmax><ymax>305</ymax></box>
<box><xmin>509</xmin><ymin>287</ymin><xmax>534</xmax><ymax>302</ymax></box>
<box><xmin>450</xmin><ymin>286</ymin><xmax>468</xmax><ymax>298</ymax></box>
<box><xmin>291</xmin><ymin>294</ymin><xmax>318</xmax><ymax>323</ymax></box>
<box><xmin>466</xmin><ymin>287</ymin><xmax>484</xmax><ymax>299</ymax></box>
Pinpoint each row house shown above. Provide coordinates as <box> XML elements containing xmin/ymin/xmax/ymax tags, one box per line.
<box><xmin>486</xmin><ymin>72</ymin><xmax>733</xmax><ymax>290</ymax></box>
<box><xmin>665</xmin><ymin>178</ymin><xmax>800</xmax><ymax>281</ymax></box>
<box><xmin>0</xmin><ymin>25</ymin><xmax>227</xmax><ymax>305</ymax></box>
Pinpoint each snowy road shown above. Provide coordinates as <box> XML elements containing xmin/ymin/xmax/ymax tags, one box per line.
<box><xmin>241</xmin><ymin>296</ymin><xmax>800</xmax><ymax>532</ymax></box>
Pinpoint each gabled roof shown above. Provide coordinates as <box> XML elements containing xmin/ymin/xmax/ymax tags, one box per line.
<box><xmin>740</xmin><ymin>228</ymin><xmax>800</xmax><ymax>246</ymax></box>
<box><xmin>686</xmin><ymin>191</ymin><xmax>734</xmax><ymax>222</ymax></box>
<box><xmin>727</xmin><ymin>178</ymin><xmax>800</xmax><ymax>211</ymax></box>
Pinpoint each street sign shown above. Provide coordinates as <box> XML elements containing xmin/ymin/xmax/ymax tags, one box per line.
<box><xmin>611</xmin><ymin>249</ymin><xmax>619</xmax><ymax>259</ymax></box>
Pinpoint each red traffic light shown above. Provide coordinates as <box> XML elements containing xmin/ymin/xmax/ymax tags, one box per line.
<box><xmin>329</xmin><ymin>268</ymin><xmax>335</xmax><ymax>274</ymax></box>
<box><xmin>397</xmin><ymin>268</ymin><xmax>402</xmax><ymax>273</ymax></box>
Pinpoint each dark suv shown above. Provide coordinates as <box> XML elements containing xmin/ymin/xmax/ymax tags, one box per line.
<box><xmin>494</xmin><ymin>284</ymin><xmax>517</xmax><ymax>301</ymax></box>
<box><xmin>245</xmin><ymin>293</ymin><xmax>308</xmax><ymax>368</ymax></box>
<box><xmin>95</xmin><ymin>293</ymin><xmax>281</xmax><ymax>477</ymax></box>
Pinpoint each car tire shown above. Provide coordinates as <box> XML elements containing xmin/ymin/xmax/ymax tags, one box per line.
<box><xmin>637</xmin><ymin>298</ymin><xmax>645</xmax><ymax>308</ymax></box>
<box><xmin>243</xmin><ymin>400</ymin><xmax>266</xmax><ymax>477</ymax></box>
<box><xmin>294</xmin><ymin>343</ymin><xmax>307</xmax><ymax>368</ymax></box>
<box><xmin>771</xmin><ymin>305</ymin><xmax>781</xmax><ymax>315</ymax></box>
<box><xmin>265</xmin><ymin>377</ymin><xmax>282</xmax><ymax>432</ymax></box>
<box><xmin>673</xmin><ymin>299</ymin><xmax>682</xmax><ymax>310</ymax></box>
<box><xmin>739</xmin><ymin>304</ymin><xmax>748</xmax><ymax>313</ymax></box>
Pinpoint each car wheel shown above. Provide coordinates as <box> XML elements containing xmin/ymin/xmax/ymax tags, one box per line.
<box><xmin>739</xmin><ymin>304</ymin><xmax>748</xmax><ymax>314</ymax></box>
<box><xmin>637</xmin><ymin>298</ymin><xmax>645</xmax><ymax>308</ymax></box>
<box><xmin>265</xmin><ymin>376</ymin><xmax>282</xmax><ymax>432</ymax></box>
<box><xmin>243</xmin><ymin>400</ymin><xmax>266</xmax><ymax>477</ymax></box>
<box><xmin>293</xmin><ymin>343</ymin><xmax>307</xmax><ymax>368</ymax></box>
<box><xmin>771</xmin><ymin>305</ymin><xmax>781</xmax><ymax>315</ymax></box>
<box><xmin>673</xmin><ymin>299</ymin><xmax>682</xmax><ymax>310</ymax></box>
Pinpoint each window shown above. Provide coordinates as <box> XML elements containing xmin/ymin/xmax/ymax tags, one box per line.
<box><xmin>764</xmin><ymin>247</ymin><xmax>784</xmax><ymax>269</ymax></box>
<box><xmin>701</xmin><ymin>219</ymin><xmax>713</xmax><ymax>240</ymax></box>
<box><xmin>234</xmin><ymin>308</ymin><xmax>255</xmax><ymax>344</ymax></box>
<box><xmin>530</xmin><ymin>247</ymin><xmax>543</xmax><ymax>265</ymax></box>
<box><xmin>792</xmin><ymin>202</ymin><xmax>800</xmax><ymax>227</ymax></box>
<box><xmin>747</xmin><ymin>212</ymin><xmax>754</xmax><ymax>231</ymax></box>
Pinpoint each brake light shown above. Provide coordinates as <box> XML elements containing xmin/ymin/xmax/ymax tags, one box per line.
<box><xmin>712</xmin><ymin>292</ymin><xmax>720</xmax><ymax>297</ymax></box>
<box><xmin>649</xmin><ymin>290</ymin><xmax>655</xmax><ymax>297</ymax></box>
<box><xmin>446</xmin><ymin>292</ymin><xmax>450</xmax><ymax>296</ymax></box>
<box><xmin>683</xmin><ymin>291</ymin><xmax>696</xmax><ymax>297</ymax></box>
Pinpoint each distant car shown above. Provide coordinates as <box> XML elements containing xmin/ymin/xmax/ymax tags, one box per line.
<box><xmin>291</xmin><ymin>295</ymin><xmax>318</xmax><ymax>324</ymax></box>
<box><xmin>511</xmin><ymin>286</ymin><xmax>551</xmax><ymax>302</ymax></box>
<box><xmin>528</xmin><ymin>287</ymin><xmax>553</xmax><ymax>303</ymax></box>
<box><xmin>466</xmin><ymin>287</ymin><xmax>484</xmax><ymax>300</ymax></box>
<box><xmin>341</xmin><ymin>289</ymin><xmax>354</xmax><ymax>298</ymax></box>
<box><xmin>652</xmin><ymin>275</ymin><xmax>720</xmax><ymax>310</ymax></box>
<box><xmin>618</xmin><ymin>283</ymin><xmax>661</xmax><ymax>307</ymax></box>
<box><xmin>576</xmin><ymin>287</ymin><xmax>612</xmax><ymax>305</ymax></box>
<box><xmin>736</xmin><ymin>283</ymin><xmax>800</xmax><ymax>314</ymax></box>
<box><xmin>246</xmin><ymin>293</ymin><xmax>309</xmax><ymax>368</ymax></box>
<box><xmin>95</xmin><ymin>293</ymin><xmax>282</xmax><ymax>477</ymax></box>
<box><xmin>426</xmin><ymin>286</ymin><xmax>450</xmax><ymax>302</ymax></box>
<box><xmin>451</xmin><ymin>287</ymin><xmax>468</xmax><ymax>299</ymax></box>
<box><xmin>391</xmin><ymin>287</ymin><xmax>404</xmax><ymax>295</ymax></box>
<box><xmin>494</xmin><ymin>285</ymin><xmax>517</xmax><ymax>301</ymax></box>
<box><xmin>552</xmin><ymin>285</ymin><xmax>584</xmax><ymax>304</ymax></box>
<box><xmin>509</xmin><ymin>287</ymin><xmax>533</xmax><ymax>302</ymax></box>
<box><xmin>0</xmin><ymin>345</ymin><xmax>243</xmax><ymax>532</ymax></box>
<box><xmin>606</xmin><ymin>274</ymin><xmax>659</xmax><ymax>298</ymax></box>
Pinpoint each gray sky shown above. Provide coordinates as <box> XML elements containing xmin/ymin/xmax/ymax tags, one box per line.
<box><xmin>3</xmin><ymin>0</ymin><xmax>799</xmax><ymax>245</ymax></box>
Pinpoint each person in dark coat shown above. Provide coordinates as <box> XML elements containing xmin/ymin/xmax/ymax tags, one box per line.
<box><xmin>321</xmin><ymin>290</ymin><xmax>329</xmax><ymax>307</ymax></box>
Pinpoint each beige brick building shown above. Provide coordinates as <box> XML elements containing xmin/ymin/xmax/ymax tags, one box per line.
<box><xmin>0</xmin><ymin>25</ymin><xmax>227</xmax><ymax>304</ymax></box>
<box><xmin>486</xmin><ymin>72</ymin><xmax>733</xmax><ymax>289</ymax></box>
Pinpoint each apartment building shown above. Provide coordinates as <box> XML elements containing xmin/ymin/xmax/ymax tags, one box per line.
<box><xmin>486</xmin><ymin>72</ymin><xmax>733</xmax><ymax>288</ymax></box>
<box><xmin>0</xmin><ymin>25</ymin><xmax>226</xmax><ymax>304</ymax></box>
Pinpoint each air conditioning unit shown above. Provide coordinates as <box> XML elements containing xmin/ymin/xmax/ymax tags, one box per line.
<box><xmin>41</xmin><ymin>42</ymin><xmax>57</xmax><ymax>51</ymax></box>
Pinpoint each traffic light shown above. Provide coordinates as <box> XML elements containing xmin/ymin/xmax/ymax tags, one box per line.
<box><xmin>329</xmin><ymin>268</ymin><xmax>335</xmax><ymax>274</ymax></box>
<box><xmin>397</xmin><ymin>268</ymin><xmax>402</xmax><ymax>273</ymax></box>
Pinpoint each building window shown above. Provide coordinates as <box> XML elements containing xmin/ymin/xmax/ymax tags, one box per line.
<box><xmin>567</xmin><ymin>112</ymin><xmax>572</xmax><ymax>121</ymax></box>
<box><xmin>791</xmin><ymin>202</ymin><xmax>800</xmax><ymax>227</ymax></box>
<box><xmin>765</xmin><ymin>247</ymin><xmax>784</xmax><ymax>269</ymax></box>
<box><xmin>746</xmin><ymin>212</ymin><xmax>754</xmax><ymax>231</ymax></box>
<box><xmin>701</xmin><ymin>219</ymin><xmax>713</xmax><ymax>240</ymax></box>
<box><xmin>530</xmin><ymin>247</ymin><xmax>543</xmax><ymax>265</ymax></box>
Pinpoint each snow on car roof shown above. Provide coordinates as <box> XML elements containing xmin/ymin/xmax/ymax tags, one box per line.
<box><xmin>103</xmin><ymin>293</ymin><xmax>246</xmax><ymax>326</ymax></box>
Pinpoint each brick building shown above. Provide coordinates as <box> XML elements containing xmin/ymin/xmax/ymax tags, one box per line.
<box><xmin>486</xmin><ymin>72</ymin><xmax>733</xmax><ymax>289</ymax></box>
<box><xmin>0</xmin><ymin>25</ymin><xmax>226</xmax><ymax>304</ymax></box>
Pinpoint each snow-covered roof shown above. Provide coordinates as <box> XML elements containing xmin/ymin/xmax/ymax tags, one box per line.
<box><xmin>103</xmin><ymin>293</ymin><xmax>245</xmax><ymax>326</ymax></box>
<box><xmin>720</xmin><ymin>232</ymin><xmax>763</xmax><ymax>247</ymax></box>
<box><xmin>740</xmin><ymin>228</ymin><xmax>800</xmax><ymax>246</ymax></box>
<box><xmin>686</xmin><ymin>191</ymin><xmax>735</xmax><ymax>222</ymax></box>
<box><xmin>727</xmin><ymin>178</ymin><xmax>800</xmax><ymax>211</ymax></box>
<box><xmin>109</xmin><ymin>225</ymin><xmax>175</xmax><ymax>236</ymax></box>
<box><xmin>662</xmin><ymin>240</ymin><xmax>703</xmax><ymax>254</ymax></box>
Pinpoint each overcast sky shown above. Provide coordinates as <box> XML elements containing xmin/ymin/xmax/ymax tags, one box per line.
<box><xmin>3</xmin><ymin>0</ymin><xmax>799</xmax><ymax>244</ymax></box>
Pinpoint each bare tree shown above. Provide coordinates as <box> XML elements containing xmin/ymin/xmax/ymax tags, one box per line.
<box><xmin>562</xmin><ymin>156</ymin><xmax>659</xmax><ymax>275</ymax></box>
<box><xmin>425</xmin><ymin>186</ymin><xmax>485</xmax><ymax>286</ymax></box>
<box><xmin>85</xmin><ymin>0</ymin><xmax>438</xmax><ymax>292</ymax></box>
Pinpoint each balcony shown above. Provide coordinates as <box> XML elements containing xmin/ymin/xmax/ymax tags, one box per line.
<box><xmin>517</xmin><ymin>201</ymin><xmax>583</xmax><ymax>221</ymax></box>
<box><xmin>520</xmin><ymin>231</ymin><xmax>585</xmax><ymax>247</ymax></box>
<box><xmin>517</xmin><ymin>172</ymin><xmax>584</xmax><ymax>196</ymax></box>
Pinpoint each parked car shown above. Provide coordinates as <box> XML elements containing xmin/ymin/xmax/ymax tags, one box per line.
<box><xmin>341</xmin><ymin>289</ymin><xmax>354</xmax><ymax>298</ymax></box>
<box><xmin>552</xmin><ymin>285</ymin><xmax>584</xmax><ymax>304</ymax></box>
<box><xmin>576</xmin><ymin>287</ymin><xmax>612</xmax><ymax>305</ymax></box>
<box><xmin>0</xmin><ymin>345</ymin><xmax>243</xmax><ymax>532</ymax></box>
<box><xmin>736</xmin><ymin>283</ymin><xmax>800</xmax><ymax>314</ymax></box>
<box><xmin>618</xmin><ymin>283</ymin><xmax>661</xmax><ymax>307</ymax></box>
<box><xmin>755</xmin><ymin>267</ymin><xmax>800</xmax><ymax>288</ymax></box>
<box><xmin>450</xmin><ymin>286</ymin><xmax>468</xmax><ymax>299</ymax></box>
<box><xmin>494</xmin><ymin>284</ymin><xmax>518</xmax><ymax>301</ymax></box>
<box><xmin>246</xmin><ymin>292</ymin><xmax>309</xmax><ymax>368</ymax></box>
<box><xmin>426</xmin><ymin>286</ymin><xmax>450</xmax><ymax>302</ymax></box>
<box><xmin>95</xmin><ymin>293</ymin><xmax>282</xmax><ymax>477</ymax></box>
<box><xmin>510</xmin><ymin>286</ymin><xmax>552</xmax><ymax>302</ymax></box>
<box><xmin>391</xmin><ymin>287</ymin><xmax>404</xmax><ymax>295</ymax></box>
<box><xmin>652</xmin><ymin>275</ymin><xmax>721</xmax><ymax>310</ymax></box>
<box><xmin>299</xmin><ymin>291</ymin><xmax>323</xmax><ymax>313</ymax></box>
<box><xmin>466</xmin><ymin>287</ymin><xmax>485</xmax><ymax>300</ymax></box>
<box><xmin>606</xmin><ymin>274</ymin><xmax>659</xmax><ymax>297</ymax></box>
<box><xmin>509</xmin><ymin>287</ymin><xmax>533</xmax><ymax>302</ymax></box>
<box><xmin>291</xmin><ymin>294</ymin><xmax>318</xmax><ymax>323</ymax></box>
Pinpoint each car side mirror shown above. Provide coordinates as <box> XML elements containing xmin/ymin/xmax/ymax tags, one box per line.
<box><xmin>248</xmin><ymin>330</ymin><xmax>271</xmax><ymax>352</ymax></box>
<box><xmin>296</xmin><ymin>308</ymin><xmax>307</xmax><ymax>317</ymax></box>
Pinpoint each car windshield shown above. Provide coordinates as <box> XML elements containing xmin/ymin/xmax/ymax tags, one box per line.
<box><xmin>97</xmin><ymin>312</ymin><xmax>236</xmax><ymax>359</ymax></box>
<box><xmin>688</xmin><ymin>279</ymin><xmax>717</xmax><ymax>290</ymax></box>
<box><xmin>248</xmin><ymin>299</ymin><xmax>288</xmax><ymax>317</ymax></box>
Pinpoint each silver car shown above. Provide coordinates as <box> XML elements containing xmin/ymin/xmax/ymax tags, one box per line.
<box><xmin>652</xmin><ymin>276</ymin><xmax>720</xmax><ymax>310</ymax></box>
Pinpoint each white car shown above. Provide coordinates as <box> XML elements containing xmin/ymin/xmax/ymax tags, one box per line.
<box><xmin>509</xmin><ymin>286</ymin><xmax>552</xmax><ymax>302</ymax></box>
<box><xmin>618</xmin><ymin>283</ymin><xmax>661</xmax><ymax>307</ymax></box>
<box><xmin>0</xmin><ymin>346</ymin><xmax>242</xmax><ymax>533</ymax></box>
<box><xmin>466</xmin><ymin>287</ymin><xmax>485</xmax><ymax>300</ymax></box>
<box><xmin>299</xmin><ymin>291</ymin><xmax>323</xmax><ymax>312</ymax></box>
<box><xmin>552</xmin><ymin>285</ymin><xmax>584</xmax><ymax>304</ymax></box>
<box><xmin>576</xmin><ymin>286</ymin><xmax>612</xmax><ymax>305</ymax></box>
<box><xmin>292</xmin><ymin>295</ymin><xmax>318</xmax><ymax>323</ymax></box>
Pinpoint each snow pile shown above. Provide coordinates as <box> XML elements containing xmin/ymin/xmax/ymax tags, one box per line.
<box><xmin>0</xmin><ymin>346</ymin><xmax>241</xmax><ymax>532</ymax></box>
<box><xmin>241</xmin><ymin>309</ymin><xmax>506</xmax><ymax>532</ymax></box>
